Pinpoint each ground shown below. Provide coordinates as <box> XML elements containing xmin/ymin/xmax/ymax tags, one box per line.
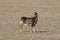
<box><xmin>0</xmin><ymin>0</ymin><xmax>60</xmax><ymax>40</ymax></box>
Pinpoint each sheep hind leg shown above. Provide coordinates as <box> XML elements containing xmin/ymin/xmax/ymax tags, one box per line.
<box><xmin>20</xmin><ymin>25</ymin><xmax>23</xmax><ymax>32</ymax></box>
<box><xmin>30</xmin><ymin>27</ymin><xmax>33</xmax><ymax>33</ymax></box>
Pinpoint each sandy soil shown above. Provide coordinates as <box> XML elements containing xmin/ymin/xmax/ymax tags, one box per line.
<box><xmin>0</xmin><ymin>0</ymin><xmax>60</xmax><ymax>40</ymax></box>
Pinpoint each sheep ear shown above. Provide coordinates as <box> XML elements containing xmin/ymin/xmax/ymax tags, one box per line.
<box><xmin>34</xmin><ymin>12</ymin><xmax>37</xmax><ymax>15</ymax></box>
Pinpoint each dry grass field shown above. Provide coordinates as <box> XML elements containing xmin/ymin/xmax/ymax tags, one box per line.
<box><xmin>0</xmin><ymin>0</ymin><xmax>60</xmax><ymax>40</ymax></box>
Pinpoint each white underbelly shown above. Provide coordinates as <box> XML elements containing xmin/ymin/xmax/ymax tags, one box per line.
<box><xmin>24</xmin><ymin>24</ymin><xmax>27</xmax><ymax>26</ymax></box>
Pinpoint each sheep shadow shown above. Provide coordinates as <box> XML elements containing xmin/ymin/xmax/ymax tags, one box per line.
<box><xmin>25</xmin><ymin>30</ymin><xmax>48</xmax><ymax>33</ymax></box>
<box><xmin>36</xmin><ymin>30</ymin><xmax>48</xmax><ymax>33</ymax></box>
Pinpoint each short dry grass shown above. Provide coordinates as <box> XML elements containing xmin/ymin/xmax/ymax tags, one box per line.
<box><xmin>0</xmin><ymin>0</ymin><xmax>60</xmax><ymax>40</ymax></box>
